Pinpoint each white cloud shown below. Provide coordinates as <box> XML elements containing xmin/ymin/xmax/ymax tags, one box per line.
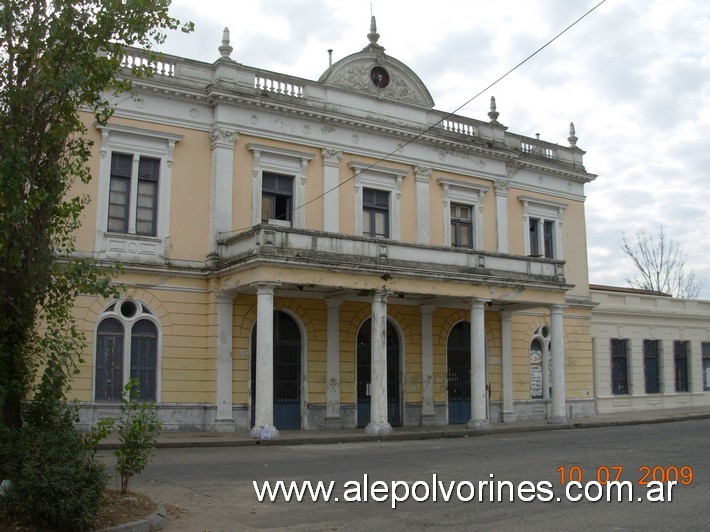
<box><xmin>163</xmin><ymin>0</ymin><xmax>710</xmax><ymax>297</ymax></box>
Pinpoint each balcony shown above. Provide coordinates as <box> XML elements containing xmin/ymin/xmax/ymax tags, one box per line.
<box><xmin>217</xmin><ymin>224</ymin><xmax>566</xmax><ymax>290</ymax></box>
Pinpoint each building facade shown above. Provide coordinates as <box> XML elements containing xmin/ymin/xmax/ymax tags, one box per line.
<box><xmin>71</xmin><ymin>21</ymin><xmax>598</xmax><ymax>436</ymax></box>
<box><xmin>591</xmin><ymin>285</ymin><xmax>710</xmax><ymax>413</ymax></box>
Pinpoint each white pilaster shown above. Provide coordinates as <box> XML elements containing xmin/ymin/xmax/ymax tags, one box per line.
<box><xmin>209</xmin><ymin>127</ymin><xmax>238</xmax><ymax>257</ymax></box>
<box><xmin>414</xmin><ymin>166</ymin><xmax>432</xmax><ymax>244</ymax></box>
<box><xmin>420</xmin><ymin>306</ymin><xmax>436</xmax><ymax>425</ymax></box>
<box><xmin>495</xmin><ymin>179</ymin><xmax>510</xmax><ymax>253</ymax></box>
<box><xmin>251</xmin><ymin>283</ymin><xmax>279</xmax><ymax>439</ymax></box>
<box><xmin>468</xmin><ymin>299</ymin><xmax>490</xmax><ymax>429</ymax></box>
<box><xmin>365</xmin><ymin>291</ymin><xmax>393</xmax><ymax>435</ymax></box>
<box><xmin>322</xmin><ymin>148</ymin><xmax>342</xmax><ymax>232</ymax></box>
<box><xmin>215</xmin><ymin>292</ymin><xmax>235</xmax><ymax>431</ymax></box>
<box><xmin>501</xmin><ymin>310</ymin><xmax>515</xmax><ymax>422</ymax></box>
<box><xmin>325</xmin><ymin>299</ymin><xmax>342</xmax><ymax>428</ymax></box>
<box><xmin>549</xmin><ymin>305</ymin><xmax>567</xmax><ymax>424</ymax></box>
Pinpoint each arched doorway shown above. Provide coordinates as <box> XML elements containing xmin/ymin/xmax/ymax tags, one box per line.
<box><xmin>356</xmin><ymin>318</ymin><xmax>401</xmax><ymax>428</ymax></box>
<box><xmin>251</xmin><ymin>311</ymin><xmax>302</xmax><ymax>430</ymax></box>
<box><xmin>447</xmin><ymin>321</ymin><xmax>470</xmax><ymax>424</ymax></box>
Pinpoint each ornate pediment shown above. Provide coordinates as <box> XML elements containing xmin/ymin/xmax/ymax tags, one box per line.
<box><xmin>318</xmin><ymin>17</ymin><xmax>435</xmax><ymax>109</ymax></box>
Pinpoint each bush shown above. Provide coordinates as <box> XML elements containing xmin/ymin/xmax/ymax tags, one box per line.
<box><xmin>115</xmin><ymin>378</ymin><xmax>162</xmax><ymax>494</ymax></box>
<box><xmin>0</xmin><ymin>400</ymin><xmax>108</xmax><ymax>531</ymax></box>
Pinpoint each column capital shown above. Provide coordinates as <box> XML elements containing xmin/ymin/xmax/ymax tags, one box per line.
<box><xmin>216</xmin><ymin>291</ymin><xmax>235</xmax><ymax>303</ymax></box>
<box><xmin>325</xmin><ymin>298</ymin><xmax>343</xmax><ymax>310</ymax></box>
<box><xmin>253</xmin><ymin>282</ymin><xmax>279</xmax><ymax>295</ymax></box>
<box><xmin>470</xmin><ymin>298</ymin><xmax>490</xmax><ymax>309</ymax></box>
<box><xmin>209</xmin><ymin>127</ymin><xmax>239</xmax><ymax>150</ymax></box>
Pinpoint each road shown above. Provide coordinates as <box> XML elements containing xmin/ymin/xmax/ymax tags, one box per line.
<box><xmin>98</xmin><ymin>419</ymin><xmax>710</xmax><ymax>531</ymax></box>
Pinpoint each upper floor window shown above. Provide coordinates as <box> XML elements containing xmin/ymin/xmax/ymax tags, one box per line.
<box><xmin>261</xmin><ymin>172</ymin><xmax>294</xmax><ymax>225</ymax></box>
<box><xmin>519</xmin><ymin>196</ymin><xmax>566</xmax><ymax>259</ymax></box>
<box><xmin>362</xmin><ymin>188</ymin><xmax>390</xmax><ymax>238</ymax></box>
<box><xmin>438</xmin><ymin>178</ymin><xmax>487</xmax><ymax>249</ymax></box>
<box><xmin>95</xmin><ymin>299</ymin><xmax>159</xmax><ymax>402</ymax></box>
<box><xmin>610</xmin><ymin>338</ymin><xmax>629</xmax><ymax>395</ymax></box>
<box><xmin>95</xmin><ymin>124</ymin><xmax>181</xmax><ymax>260</ymax></box>
<box><xmin>351</xmin><ymin>161</ymin><xmax>406</xmax><ymax>240</ymax></box>
<box><xmin>248</xmin><ymin>143</ymin><xmax>314</xmax><ymax>229</ymax></box>
<box><xmin>450</xmin><ymin>204</ymin><xmax>473</xmax><ymax>248</ymax></box>
<box><xmin>108</xmin><ymin>153</ymin><xmax>160</xmax><ymax>236</ymax></box>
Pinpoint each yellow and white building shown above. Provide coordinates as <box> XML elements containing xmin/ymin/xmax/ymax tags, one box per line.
<box><xmin>71</xmin><ymin>21</ymin><xmax>598</xmax><ymax>436</ymax></box>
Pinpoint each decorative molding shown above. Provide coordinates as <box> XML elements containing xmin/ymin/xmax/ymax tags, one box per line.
<box><xmin>414</xmin><ymin>165</ymin><xmax>432</xmax><ymax>183</ymax></box>
<box><xmin>209</xmin><ymin>127</ymin><xmax>238</xmax><ymax>150</ymax></box>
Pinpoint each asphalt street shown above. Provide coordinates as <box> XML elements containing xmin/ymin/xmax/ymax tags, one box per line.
<box><xmin>98</xmin><ymin>418</ymin><xmax>710</xmax><ymax>531</ymax></box>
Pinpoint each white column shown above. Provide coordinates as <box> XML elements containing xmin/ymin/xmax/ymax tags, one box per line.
<box><xmin>251</xmin><ymin>283</ymin><xmax>279</xmax><ymax>439</ymax></box>
<box><xmin>495</xmin><ymin>179</ymin><xmax>510</xmax><ymax>253</ymax></box>
<box><xmin>322</xmin><ymin>148</ymin><xmax>342</xmax><ymax>232</ymax></box>
<box><xmin>420</xmin><ymin>306</ymin><xmax>436</xmax><ymax>425</ymax></box>
<box><xmin>415</xmin><ymin>166</ymin><xmax>432</xmax><ymax>244</ymax></box>
<box><xmin>208</xmin><ymin>127</ymin><xmax>238</xmax><ymax>258</ymax></box>
<box><xmin>365</xmin><ymin>291</ymin><xmax>393</xmax><ymax>435</ymax></box>
<box><xmin>468</xmin><ymin>299</ymin><xmax>490</xmax><ymax>429</ymax></box>
<box><xmin>325</xmin><ymin>299</ymin><xmax>342</xmax><ymax>428</ymax></box>
<box><xmin>501</xmin><ymin>310</ymin><xmax>515</xmax><ymax>422</ymax></box>
<box><xmin>549</xmin><ymin>305</ymin><xmax>567</xmax><ymax>424</ymax></box>
<box><xmin>215</xmin><ymin>292</ymin><xmax>235</xmax><ymax>431</ymax></box>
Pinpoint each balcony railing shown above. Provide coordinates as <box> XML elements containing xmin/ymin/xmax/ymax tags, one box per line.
<box><xmin>218</xmin><ymin>225</ymin><xmax>566</xmax><ymax>287</ymax></box>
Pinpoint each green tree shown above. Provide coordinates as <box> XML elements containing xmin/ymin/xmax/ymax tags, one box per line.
<box><xmin>0</xmin><ymin>0</ymin><xmax>191</xmax><ymax>430</ymax></box>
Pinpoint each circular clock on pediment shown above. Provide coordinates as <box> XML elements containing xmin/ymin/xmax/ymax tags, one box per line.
<box><xmin>370</xmin><ymin>66</ymin><xmax>390</xmax><ymax>89</ymax></box>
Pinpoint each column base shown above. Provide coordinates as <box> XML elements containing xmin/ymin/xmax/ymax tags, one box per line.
<box><xmin>502</xmin><ymin>412</ymin><xmax>517</xmax><ymax>423</ymax></box>
<box><xmin>250</xmin><ymin>425</ymin><xmax>280</xmax><ymax>439</ymax></box>
<box><xmin>467</xmin><ymin>418</ymin><xmax>491</xmax><ymax>429</ymax></box>
<box><xmin>547</xmin><ymin>415</ymin><xmax>568</xmax><ymax>425</ymax></box>
<box><xmin>213</xmin><ymin>419</ymin><xmax>236</xmax><ymax>432</ymax></box>
<box><xmin>365</xmin><ymin>421</ymin><xmax>393</xmax><ymax>436</ymax></box>
<box><xmin>324</xmin><ymin>416</ymin><xmax>343</xmax><ymax>429</ymax></box>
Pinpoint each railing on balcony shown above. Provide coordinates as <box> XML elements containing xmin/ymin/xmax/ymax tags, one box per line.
<box><xmin>439</xmin><ymin>117</ymin><xmax>479</xmax><ymax>138</ymax></box>
<box><xmin>120</xmin><ymin>51</ymin><xmax>176</xmax><ymax>77</ymax></box>
<box><xmin>520</xmin><ymin>140</ymin><xmax>557</xmax><ymax>159</ymax></box>
<box><xmin>255</xmin><ymin>74</ymin><xmax>304</xmax><ymax>98</ymax></box>
<box><xmin>218</xmin><ymin>225</ymin><xmax>566</xmax><ymax>284</ymax></box>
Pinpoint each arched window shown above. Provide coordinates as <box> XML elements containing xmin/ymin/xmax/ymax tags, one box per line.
<box><xmin>95</xmin><ymin>299</ymin><xmax>159</xmax><ymax>402</ymax></box>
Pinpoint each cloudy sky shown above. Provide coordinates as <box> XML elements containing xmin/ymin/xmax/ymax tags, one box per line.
<box><xmin>161</xmin><ymin>0</ymin><xmax>710</xmax><ymax>297</ymax></box>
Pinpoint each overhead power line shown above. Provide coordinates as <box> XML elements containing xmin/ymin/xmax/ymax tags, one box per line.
<box><xmin>220</xmin><ymin>0</ymin><xmax>606</xmax><ymax>238</ymax></box>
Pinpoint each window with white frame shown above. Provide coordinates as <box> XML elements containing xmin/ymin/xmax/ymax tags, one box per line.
<box><xmin>362</xmin><ymin>188</ymin><xmax>390</xmax><ymax>237</ymax></box>
<box><xmin>94</xmin><ymin>299</ymin><xmax>159</xmax><ymax>402</ymax></box>
<box><xmin>703</xmin><ymin>342</ymin><xmax>710</xmax><ymax>391</ymax></box>
<box><xmin>519</xmin><ymin>196</ymin><xmax>566</xmax><ymax>259</ymax></box>
<box><xmin>438</xmin><ymin>178</ymin><xmax>487</xmax><ymax>249</ymax></box>
<box><xmin>350</xmin><ymin>161</ymin><xmax>407</xmax><ymax>240</ymax></box>
<box><xmin>261</xmin><ymin>172</ymin><xmax>294</xmax><ymax>225</ymax></box>
<box><xmin>674</xmin><ymin>340</ymin><xmax>689</xmax><ymax>392</ymax></box>
<box><xmin>96</xmin><ymin>124</ymin><xmax>181</xmax><ymax>259</ymax></box>
<box><xmin>247</xmin><ymin>144</ymin><xmax>314</xmax><ymax>229</ymax></box>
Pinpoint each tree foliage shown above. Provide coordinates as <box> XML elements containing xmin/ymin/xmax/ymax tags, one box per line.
<box><xmin>0</xmin><ymin>0</ymin><xmax>191</xmax><ymax>431</ymax></box>
<box><xmin>620</xmin><ymin>226</ymin><xmax>705</xmax><ymax>299</ymax></box>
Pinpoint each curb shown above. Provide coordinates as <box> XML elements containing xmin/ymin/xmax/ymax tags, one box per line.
<box><xmin>98</xmin><ymin>505</ymin><xmax>166</xmax><ymax>532</ymax></box>
<box><xmin>95</xmin><ymin>411</ymin><xmax>710</xmax><ymax>451</ymax></box>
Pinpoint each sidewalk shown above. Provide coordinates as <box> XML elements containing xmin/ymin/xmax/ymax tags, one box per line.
<box><xmin>96</xmin><ymin>405</ymin><xmax>710</xmax><ymax>450</ymax></box>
